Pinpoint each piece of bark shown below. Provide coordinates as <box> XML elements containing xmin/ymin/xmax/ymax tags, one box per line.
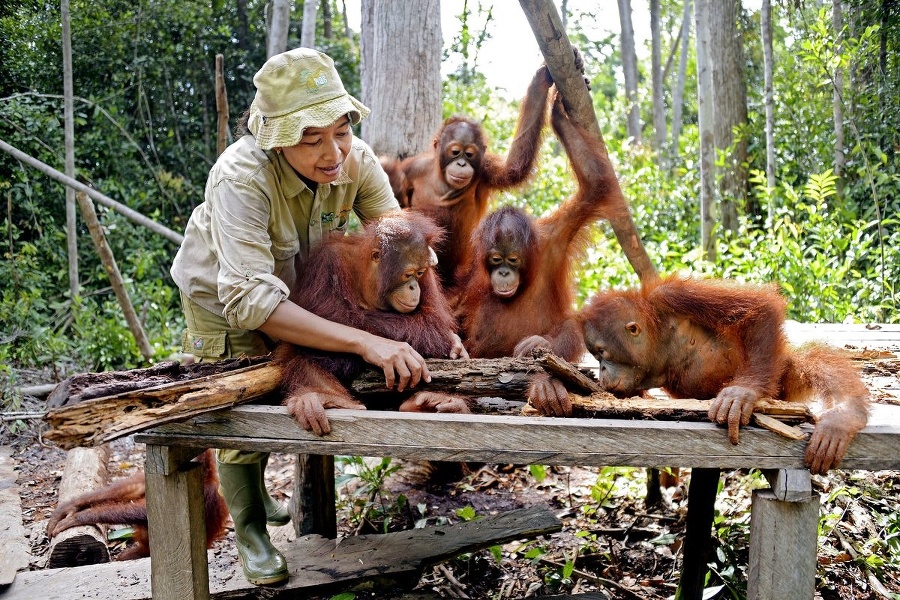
<box><xmin>522</xmin><ymin>394</ymin><xmax>812</xmax><ymax>424</ymax></box>
<box><xmin>533</xmin><ymin>348</ymin><xmax>603</xmax><ymax>393</ymax></box>
<box><xmin>46</xmin><ymin>356</ymin><xmax>271</xmax><ymax>408</ymax></box>
<box><xmin>44</xmin><ymin>362</ymin><xmax>284</xmax><ymax>449</ymax></box>
<box><xmin>47</xmin><ymin>445</ymin><xmax>112</xmax><ymax>567</ymax></box>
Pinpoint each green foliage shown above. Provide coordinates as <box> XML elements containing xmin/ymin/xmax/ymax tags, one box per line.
<box><xmin>335</xmin><ymin>456</ymin><xmax>408</xmax><ymax>534</ymax></box>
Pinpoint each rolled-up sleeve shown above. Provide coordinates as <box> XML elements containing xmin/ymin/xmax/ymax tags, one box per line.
<box><xmin>209</xmin><ymin>179</ymin><xmax>290</xmax><ymax>330</ymax></box>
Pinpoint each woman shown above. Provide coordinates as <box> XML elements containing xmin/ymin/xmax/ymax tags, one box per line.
<box><xmin>171</xmin><ymin>48</ymin><xmax>464</xmax><ymax>586</ymax></box>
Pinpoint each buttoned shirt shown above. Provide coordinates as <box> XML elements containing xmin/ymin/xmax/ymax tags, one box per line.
<box><xmin>171</xmin><ymin>134</ymin><xmax>399</xmax><ymax>330</ymax></box>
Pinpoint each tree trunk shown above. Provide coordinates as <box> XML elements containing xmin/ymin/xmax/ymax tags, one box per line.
<box><xmin>710</xmin><ymin>0</ymin><xmax>748</xmax><ymax>228</ymax></box>
<box><xmin>761</xmin><ymin>0</ymin><xmax>776</xmax><ymax>223</ymax></box>
<box><xmin>300</xmin><ymin>0</ymin><xmax>318</xmax><ymax>49</ymax></box>
<box><xmin>361</xmin><ymin>0</ymin><xmax>441</xmax><ymax>158</ymax></box>
<box><xmin>61</xmin><ymin>0</ymin><xmax>78</xmax><ymax>299</ymax></box>
<box><xmin>267</xmin><ymin>0</ymin><xmax>291</xmax><ymax>57</ymax></box>
<box><xmin>695</xmin><ymin>0</ymin><xmax>716</xmax><ymax>262</ymax></box>
<box><xmin>833</xmin><ymin>0</ymin><xmax>845</xmax><ymax>189</ymax></box>
<box><xmin>617</xmin><ymin>0</ymin><xmax>641</xmax><ymax>142</ymax></box>
<box><xmin>671</xmin><ymin>0</ymin><xmax>692</xmax><ymax>158</ymax></box>
<box><xmin>650</xmin><ymin>0</ymin><xmax>667</xmax><ymax>167</ymax></box>
<box><xmin>322</xmin><ymin>0</ymin><xmax>332</xmax><ymax>40</ymax></box>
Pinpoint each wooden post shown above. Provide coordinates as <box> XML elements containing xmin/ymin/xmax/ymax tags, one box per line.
<box><xmin>215</xmin><ymin>55</ymin><xmax>229</xmax><ymax>157</ymax></box>
<box><xmin>145</xmin><ymin>445</ymin><xmax>209</xmax><ymax>600</ymax></box>
<box><xmin>748</xmin><ymin>471</ymin><xmax>818</xmax><ymax>600</ymax></box>
<box><xmin>75</xmin><ymin>191</ymin><xmax>154</xmax><ymax>362</ymax></box>
<box><xmin>676</xmin><ymin>468</ymin><xmax>720</xmax><ymax>600</ymax></box>
<box><xmin>289</xmin><ymin>454</ymin><xmax>336</xmax><ymax>538</ymax></box>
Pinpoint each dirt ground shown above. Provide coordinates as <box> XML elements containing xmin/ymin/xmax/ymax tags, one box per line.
<box><xmin>3</xmin><ymin>367</ymin><xmax>900</xmax><ymax>599</ymax></box>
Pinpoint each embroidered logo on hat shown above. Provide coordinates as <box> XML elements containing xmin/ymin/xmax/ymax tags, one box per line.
<box><xmin>299</xmin><ymin>68</ymin><xmax>328</xmax><ymax>93</ymax></box>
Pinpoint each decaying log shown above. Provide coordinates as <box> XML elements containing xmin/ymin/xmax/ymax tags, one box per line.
<box><xmin>43</xmin><ymin>356</ymin><xmax>548</xmax><ymax>449</ymax></box>
<box><xmin>47</xmin><ymin>445</ymin><xmax>111</xmax><ymax>567</ymax></box>
<box><xmin>347</xmin><ymin>356</ymin><xmax>542</xmax><ymax>399</ymax></box>
<box><xmin>44</xmin><ymin>362</ymin><xmax>284</xmax><ymax>449</ymax></box>
<box><xmin>46</xmin><ymin>356</ymin><xmax>271</xmax><ymax>408</ymax></box>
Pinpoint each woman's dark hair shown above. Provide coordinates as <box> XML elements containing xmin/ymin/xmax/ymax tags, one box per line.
<box><xmin>234</xmin><ymin>108</ymin><xmax>252</xmax><ymax>139</ymax></box>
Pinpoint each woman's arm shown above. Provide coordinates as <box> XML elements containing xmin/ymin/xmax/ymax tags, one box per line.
<box><xmin>258</xmin><ymin>300</ymin><xmax>431</xmax><ymax>392</ymax></box>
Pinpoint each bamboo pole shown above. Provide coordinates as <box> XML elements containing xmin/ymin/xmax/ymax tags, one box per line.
<box><xmin>0</xmin><ymin>138</ymin><xmax>184</xmax><ymax>245</ymax></box>
<box><xmin>76</xmin><ymin>191</ymin><xmax>154</xmax><ymax>362</ymax></box>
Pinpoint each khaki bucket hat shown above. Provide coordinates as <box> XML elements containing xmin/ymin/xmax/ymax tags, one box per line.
<box><xmin>247</xmin><ymin>48</ymin><xmax>370</xmax><ymax>150</ymax></box>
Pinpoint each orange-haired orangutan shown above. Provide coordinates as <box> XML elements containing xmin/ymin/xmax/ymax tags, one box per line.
<box><xmin>380</xmin><ymin>63</ymin><xmax>554</xmax><ymax>288</ymax></box>
<box><xmin>454</xmin><ymin>88</ymin><xmax>634</xmax><ymax>418</ymax></box>
<box><xmin>274</xmin><ymin>211</ymin><xmax>470</xmax><ymax>436</ymax></box>
<box><xmin>46</xmin><ymin>449</ymin><xmax>228</xmax><ymax>560</ymax></box>
<box><xmin>579</xmin><ymin>276</ymin><xmax>870</xmax><ymax>474</ymax></box>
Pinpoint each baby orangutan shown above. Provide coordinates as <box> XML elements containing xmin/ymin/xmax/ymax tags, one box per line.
<box><xmin>578</xmin><ymin>276</ymin><xmax>870</xmax><ymax>474</ymax></box>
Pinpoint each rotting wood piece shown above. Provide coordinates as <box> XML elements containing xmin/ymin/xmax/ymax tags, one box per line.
<box><xmin>522</xmin><ymin>394</ymin><xmax>812</xmax><ymax>424</ymax></box>
<box><xmin>46</xmin><ymin>355</ymin><xmax>272</xmax><ymax>408</ymax></box>
<box><xmin>44</xmin><ymin>362</ymin><xmax>284</xmax><ymax>450</ymax></box>
<box><xmin>41</xmin><ymin>356</ymin><xmax>547</xmax><ymax>449</ymax></box>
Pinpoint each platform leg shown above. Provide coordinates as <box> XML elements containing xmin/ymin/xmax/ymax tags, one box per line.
<box><xmin>676</xmin><ymin>467</ymin><xmax>720</xmax><ymax>600</ymax></box>
<box><xmin>145</xmin><ymin>445</ymin><xmax>209</xmax><ymax>600</ymax></box>
<box><xmin>747</xmin><ymin>484</ymin><xmax>819</xmax><ymax>600</ymax></box>
<box><xmin>289</xmin><ymin>453</ymin><xmax>336</xmax><ymax>538</ymax></box>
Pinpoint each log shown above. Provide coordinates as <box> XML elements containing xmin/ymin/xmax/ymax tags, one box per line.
<box><xmin>44</xmin><ymin>362</ymin><xmax>284</xmax><ymax>449</ymax></box>
<box><xmin>517</xmin><ymin>0</ymin><xmax>659</xmax><ymax>283</ymax></box>
<box><xmin>347</xmin><ymin>356</ymin><xmax>539</xmax><ymax>399</ymax></box>
<box><xmin>42</xmin><ymin>357</ymin><xmax>546</xmax><ymax>449</ymax></box>
<box><xmin>46</xmin><ymin>445</ymin><xmax>111</xmax><ymax>567</ymax></box>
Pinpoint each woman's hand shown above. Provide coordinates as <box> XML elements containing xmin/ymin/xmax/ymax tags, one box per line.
<box><xmin>359</xmin><ymin>336</ymin><xmax>431</xmax><ymax>392</ymax></box>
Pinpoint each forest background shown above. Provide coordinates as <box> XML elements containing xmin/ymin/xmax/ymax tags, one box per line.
<box><xmin>0</xmin><ymin>0</ymin><xmax>897</xmax><ymax>394</ymax></box>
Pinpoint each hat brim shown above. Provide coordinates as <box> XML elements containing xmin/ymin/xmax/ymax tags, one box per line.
<box><xmin>249</xmin><ymin>94</ymin><xmax>370</xmax><ymax>150</ymax></box>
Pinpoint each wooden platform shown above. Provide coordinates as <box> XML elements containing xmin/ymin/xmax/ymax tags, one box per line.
<box><xmin>10</xmin><ymin>323</ymin><xmax>900</xmax><ymax>599</ymax></box>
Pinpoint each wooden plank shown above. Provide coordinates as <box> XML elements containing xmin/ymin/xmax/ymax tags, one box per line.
<box><xmin>145</xmin><ymin>445</ymin><xmax>209</xmax><ymax>600</ymax></box>
<box><xmin>135</xmin><ymin>404</ymin><xmax>900</xmax><ymax>471</ymax></box>
<box><xmin>46</xmin><ymin>445</ymin><xmax>111</xmax><ymax>568</ymax></box>
<box><xmin>747</xmin><ymin>489</ymin><xmax>819</xmax><ymax>600</ymax></box>
<box><xmin>0</xmin><ymin>446</ymin><xmax>30</xmax><ymax>585</ymax></box>
<box><xmin>2</xmin><ymin>505</ymin><xmax>561</xmax><ymax>599</ymax></box>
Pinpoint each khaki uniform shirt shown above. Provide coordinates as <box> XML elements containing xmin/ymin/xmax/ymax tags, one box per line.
<box><xmin>171</xmin><ymin>134</ymin><xmax>399</xmax><ymax>331</ymax></box>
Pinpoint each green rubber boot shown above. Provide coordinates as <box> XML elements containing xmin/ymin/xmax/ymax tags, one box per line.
<box><xmin>260</xmin><ymin>455</ymin><xmax>290</xmax><ymax>526</ymax></box>
<box><xmin>217</xmin><ymin>460</ymin><xmax>289</xmax><ymax>585</ymax></box>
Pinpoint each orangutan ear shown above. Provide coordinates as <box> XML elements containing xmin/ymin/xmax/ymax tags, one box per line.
<box><xmin>428</xmin><ymin>246</ymin><xmax>438</xmax><ymax>267</ymax></box>
<box><xmin>625</xmin><ymin>321</ymin><xmax>642</xmax><ymax>336</ymax></box>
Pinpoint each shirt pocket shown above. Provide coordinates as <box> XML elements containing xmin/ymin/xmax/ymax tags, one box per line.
<box><xmin>182</xmin><ymin>330</ymin><xmax>227</xmax><ymax>359</ymax></box>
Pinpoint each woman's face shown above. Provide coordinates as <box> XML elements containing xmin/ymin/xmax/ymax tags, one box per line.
<box><xmin>279</xmin><ymin>115</ymin><xmax>353</xmax><ymax>184</ymax></box>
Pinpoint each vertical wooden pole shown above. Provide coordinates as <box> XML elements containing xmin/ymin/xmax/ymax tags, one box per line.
<box><xmin>145</xmin><ymin>445</ymin><xmax>210</xmax><ymax>600</ymax></box>
<box><xmin>289</xmin><ymin>454</ymin><xmax>336</xmax><ymax>538</ymax></box>
<box><xmin>214</xmin><ymin>55</ymin><xmax>229</xmax><ymax>157</ymax></box>
<box><xmin>676</xmin><ymin>468</ymin><xmax>720</xmax><ymax>600</ymax></box>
